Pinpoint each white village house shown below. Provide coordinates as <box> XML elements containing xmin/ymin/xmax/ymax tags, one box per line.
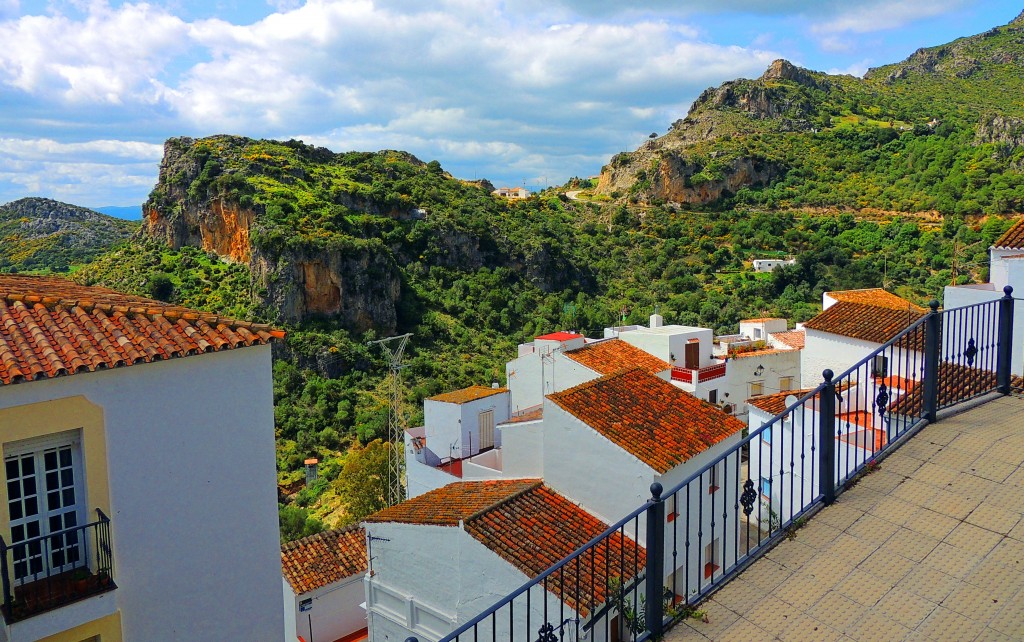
<box><xmin>0</xmin><ymin>275</ymin><xmax>286</xmax><ymax>641</ymax></box>
<box><xmin>282</xmin><ymin>526</ymin><xmax>368</xmax><ymax>642</ymax></box>
<box><xmin>362</xmin><ymin>479</ymin><xmax>644</xmax><ymax>642</ymax></box>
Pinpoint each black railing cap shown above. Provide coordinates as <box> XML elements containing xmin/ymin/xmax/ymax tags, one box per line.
<box><xmin>822</xmin><ymin>368</ymin><xmax>834</xmax><ymax>382</ymax></box>
<box><xmin>1004</xmin><ymin>285</ymin><xmax>1014</xmax><ymax>297</ymax></box>
<box><xmin>650</xmin><ymin>482</ymin><xmax>663</xmax><ymax>501</ymax></box>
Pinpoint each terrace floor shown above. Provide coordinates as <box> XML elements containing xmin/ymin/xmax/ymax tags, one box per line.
<box><xmin>667</xmin><ymin>394</ymin><xmax>1024</xmax><ymax>642</ymax></box>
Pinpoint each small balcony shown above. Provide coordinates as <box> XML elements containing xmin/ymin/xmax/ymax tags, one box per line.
<box><xmin>671</xmin><ymin>362</ymin><xmax>727</xmax><ymax>384</ymax></box>
<box><xmin>0</xmin><ymin>509</ymin><xmax>116</xmax><ymax>624</ymax></box>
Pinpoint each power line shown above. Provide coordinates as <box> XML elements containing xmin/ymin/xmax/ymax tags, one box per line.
<box><xmin>367</xmin><ymin>333</ymin><xmax>412</xmax><ymax>508</ymax></box>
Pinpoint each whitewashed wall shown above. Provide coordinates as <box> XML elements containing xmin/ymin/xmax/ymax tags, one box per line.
<box><xmin>498</xmin><ymin>420</ymin><xmax>544</xmax><ymax>478</ymax></box>
<box><xmin>289</xmin><ymin>574</ymin><xmax>366</xmax><ymax>642</ymax></box>
<box><xmin>0</xmin><ymin>347</ymin><xmax>285</xmax><ymax>641</ymax></box>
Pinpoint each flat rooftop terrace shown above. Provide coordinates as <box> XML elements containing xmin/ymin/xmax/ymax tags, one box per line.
<box><xmin>668</xmin><ymin>394</ymin><xmax>1024</xmax><ymax>641</ymax></box>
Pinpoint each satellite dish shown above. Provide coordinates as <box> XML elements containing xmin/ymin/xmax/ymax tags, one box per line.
<box><xmin>784</xmin><ymin>395</ymin><xmax>798</xmax><ymax>408</ymax></box>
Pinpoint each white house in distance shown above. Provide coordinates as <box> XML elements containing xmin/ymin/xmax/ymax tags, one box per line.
<box><xmin>281</xmin><ymin>526</ymin><xmax>368</xmax><ymax>642</ymax></box>
<box><xmin>544</xmin><ymin>368</ymin><xmax>746</xmax><ymax>595</ymax></box>
<box><xmin>491</xmin><ymin>186</ymin><xmax>531</xmax><ymax>199</ymax></box>
<box><xmin>0</xmin><ymin>275</ymin><xmax>285</xmax><ymax>641</ymax></box>
<box><xmin>362</xmin><ymin>479</ymin><xmax>644</xmax><ymax>642</ymax></box>
<box><xmin>751</xmin><ymin>258</ymin><xmax>795</xmax><ymax>272</ymax></box>
<box><xmin>944</xmin><ymin>217</ymin><xmax>1024</xmax><ymax>376</ymax></box>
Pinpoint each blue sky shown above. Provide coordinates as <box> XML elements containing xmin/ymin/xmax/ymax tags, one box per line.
<box><xmin>0</xmin><ymin>0</ymin><xmax>1020</xmax><ymax>209</ymax></box>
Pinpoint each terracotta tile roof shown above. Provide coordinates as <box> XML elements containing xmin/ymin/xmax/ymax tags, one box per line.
<box><xmin>465</xmin><ymin>483</ymin><xmax>645</xmax><ymax>615</ymax></box>
<box><xmin>0</xmin><ymin>274</ymin><xmax>284</xmax><ymax>386</ymax></box>
<box><xmin>427</xmin><ymin>385</ymin><xmax>508</xmax><ymax>404</ymax></box>
<box><xmin>747</xmin><ymin>388</ymin><xmax>816</xmax><ymax>415</ymax></box>
<box><xmin>536</xmin><ymin>331</ymin><xmax>584</xmax><ymax>341</ymax></box>
<box><xmin>364</xmin><ymin>479</ymin><xmax>540</xmax><ymax>526</ymax></box>
<box><xmin>804</xmin><ymin>301</ymin><xmax>925</xmax><ymax>346</ymax></box>
<box><xmin>564</xmin><ymin>338</ymin><xmax>669</xmax><ymax>375</ymax></box>
<box><xmin>993</xmin><ymin>217</ymin><xmax>1024</xmax><ymax>249</ymax></box>
<box><xmin>281</xmin><ymin>525</ymin><xmax>367</xmax><ymax>594</ymax></box>
<box><xmin>770</xmin><ymin>330</ymin><xmax>805</xmax><ymax>350</ymax></box>
<box><xmin>547</xmin><ymin>368</ymin><xmax>745</xmax><ymax>473</ymax></box>
<box><xmin>730</xmin><ymin>347</ymin><xmax>792</xmax><ymax>359</ymax></box>
<box><xmin>826</xmin><ymin>289</ymin><xmax>927</xmax><ymax>312</ymax></box>
<box><xmin>889</xmin><ymin>363</ymin><xmax>1024</xmax><ymax>415</ymax></box>
<box><xmin>502</xmin><ymin>407</ymin><xmax>543</xmax><ymax>424</ymax></box>
<box><xmin>741</xmin><ymin>317</ymin><xmax>786</xmax><ymax>323</ymax></box>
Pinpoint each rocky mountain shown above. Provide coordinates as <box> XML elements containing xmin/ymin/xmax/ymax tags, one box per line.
<box><xmin>0</xmin><ymin>198</ymin><xmax>138</xmax><ymax>272</ymax></box>
<box><xmin>596</xmin><ymin>14</ymin><xmax>1024</xmax><ymax>213</ymax></box>
<box><xmin>136</xmin><ymin>135</ymin><xmax>581</xmax><ymax>331</ymax></box>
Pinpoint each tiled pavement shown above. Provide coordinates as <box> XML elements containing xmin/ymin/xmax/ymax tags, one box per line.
<box><xmin>665</xmin><ymin>395</ymin><xmax>1024</xmax><ymax>642</ymax></box>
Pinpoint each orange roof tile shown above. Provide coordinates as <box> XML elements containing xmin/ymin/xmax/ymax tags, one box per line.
<box><xmin>548</xmin><ymin>368</ymin><xmax>745</xmax><ymax>473</ymax></box>
<box><xmin>730</xmin><ymin>347</ymin><xmax>793</xmax><ymax>359</ymax></box>
<box><xmin>502</xmin><ymin>407</ymin><xmax>543</xmax><ymax>424</ymax></box>
<box><xmin>826</xmin><ymin>289</ymin><xmax>926</xmax><ymax>312</ymax></box>
<box><xmin>748</xmin><ymin>388</ymin><xmax>816</xmax><ymax>415</ymax></box>
<box><xmin>993</xmin><ymin>217</ymin><xmax>1024</xmax><ymax>249</ymax></box>
<box><xmin>564</xmin><ymin>338</ymin><xmax>669</xmax><ymax>375</ymax></box>
<box><xmin>465</xmin><ymin>484</ymin><xmax>645</xmax><ymax>615</ymax></box>
<box><xmin>364</xmin><ymin>479</ymin><xmax>540</xmax><ymax>526</ymax></box>
<box><xmin>770</xmin><ymin>330</ymin><xmax>805</xmax><ymax>350</ymax></box>
<box><xmin>427</xmin><ymin>385</ymin><xmax>508</xmax><ymax>404</ymax></box>
<box><xmin>281</xmin><ymin>526</ymin><xmax>367</xmax><ymax>594</ymax></box>
<box><xmin>804</xmin><ymin>301</ymin><xmax>925</xmax><ymax>346</ymax></box>
<box><xmin>890</xmin><ymin>364</ymin><xmax>1024</xmax><ymax>415</ymax></box>
<box><xmin>0</xmin><ymin>274</ymin><xmax>284</xmax><ymax>386</ymax></box>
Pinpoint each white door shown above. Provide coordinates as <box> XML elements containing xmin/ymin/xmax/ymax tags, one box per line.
<box><xmin>478</xmin><ymin>410</ymin><xmax>495</xmax><ymax>450</ymax></box>
<box><xmin>4</xmin><ymin>437</ymin><xmax>85</xmax><ymax>584</ymax></box>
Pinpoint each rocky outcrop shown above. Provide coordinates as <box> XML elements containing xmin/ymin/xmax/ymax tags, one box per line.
<box><xmin>597</xmin><ymin>153</ymin><xmax>781</xmax><ymax>205</ymax></box>
<box><xmin>975</xmin><ymin>114</ymin><xmax>1024</xmax><ymax>148</ymax></box>
<box><xmin>142</xmin><ymin>137</ymin><xmax>404</xmax><ymax>331</ymax></box>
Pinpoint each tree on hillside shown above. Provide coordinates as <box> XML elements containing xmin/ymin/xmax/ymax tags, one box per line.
<box><xmin>336</xmin><ymin>439</ymin><xmax>390</xmax><ymax>523</ymax></box>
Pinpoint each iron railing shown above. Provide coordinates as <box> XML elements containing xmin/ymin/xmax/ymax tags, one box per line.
<box><xmin>405</xmin><ymin>286</ymin><xmax>1016</xmax><ymax>642</ymax></box>
<box><xmin>0</xmin><ymin>508</ymin><xmax>115</xmax><ymax>624</ymax></box>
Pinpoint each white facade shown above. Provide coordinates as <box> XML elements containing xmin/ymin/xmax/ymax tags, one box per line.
<box><xmin>0</xmin><ymin>347</ymin><xmax>285</xmax><ymax>641</ymax></box>
<box><xmin>422</xmin><ymin>390</ymin><xmax>510</xmax><ymax>463</ymax></box>
<box><xmin>617</xmin><ymin>325</ymin><xmax>714</xmax><ymax>369</ymax></box>
<box><xmin>722</xmin><ymin>350</ymin><xmax>801</xmax><ymax>417</ymax></box>
<box><xmin>943</xmin><ymin>249</ymin><xmax>1024</xmax><ymax>377</ymax></box>
<box><xmin>506</xmin><ymin>335</ymin><xmax>590</xmax><ymax>413</ymax></box>
<box><xmin>285</xmin><ymin>575</ymin><xmax>366</xmax><ymax>642</ymax></box>
<box><xmin>363</xmin><ymin>523</ymin><xmax>564</xmax><ymax>642</ymax></box>
<box><xmin>752</xmin><ymin>259</ymin><xmax>795</xmax><ymax>272</ymax></box>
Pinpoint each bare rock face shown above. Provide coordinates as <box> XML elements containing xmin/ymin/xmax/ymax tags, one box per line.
<box><xmin>975</xmin><ymin>114</ymin><xmax>1024</xmax><ymax>148</ymax></box>
<box><xmin>142</xmin><ymin>137</ymin><xmax>403</xmax><ymax>332</ymax></box>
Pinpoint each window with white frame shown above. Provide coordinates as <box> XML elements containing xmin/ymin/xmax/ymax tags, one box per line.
<box><xmin>4</xmin><ymin>432</ymin><xmax>86</xmax><ymax>584</ymax></box>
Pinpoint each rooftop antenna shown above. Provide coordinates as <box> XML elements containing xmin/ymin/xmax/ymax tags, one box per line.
<box><xmin>367</xmin><ymin>333</ymin><xmax>413</xmax><ymax>508</ymax></box>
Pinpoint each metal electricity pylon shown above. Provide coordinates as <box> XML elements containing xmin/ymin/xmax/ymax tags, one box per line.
<box><xmin>368</xmin><ymin>333</ymin><xmax>412</xmax><ymax>508</ymax></box>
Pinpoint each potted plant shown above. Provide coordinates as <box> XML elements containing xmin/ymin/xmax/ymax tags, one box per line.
<box><xmin>71</xmin><ymin>567</ymin><xmax>90</xmax><ymax>594</ymax></box>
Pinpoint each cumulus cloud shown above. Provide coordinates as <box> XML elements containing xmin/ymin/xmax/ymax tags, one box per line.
<box><xmin>811</xmin><ymin>0</ymin><xmax>968</xmax><ymax>35</ymax></box>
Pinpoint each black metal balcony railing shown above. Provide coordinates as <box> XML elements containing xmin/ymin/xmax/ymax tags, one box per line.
<box><xmin>401</xmin><ymin>287</ymin><xmax>1019</xmax><ymax>642</ymax></box>
<box><xmin>0</xmin><ymin>508</ymin><xmax>115</xmax><ymax>624</ymax></box>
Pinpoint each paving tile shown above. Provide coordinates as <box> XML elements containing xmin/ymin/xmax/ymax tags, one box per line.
<box><xmin>767</xmin><ymin>539</ymin><xmax>817</xmax><ymax>571</ymax></box>
<box><xmin>899</xmin><ymin>565</ymin><xmax>960</xmax><ymax>603</ymax></box>
<box><xmin>857</xmin><ymin>549</ymin><xmax>916</xmax><ymax>585</ymax></box>
<box><xmin>968</xmin><ymin>457</ymin><xmax>1019</xmax><ymax>484</ymax></box>
<box><xmin>906</xmin><ymin>507</ymin><xmax>961</xmax><ymax>541</ymax></box>
<box><xmin>709</xmin><ymin>576</ymin><xmax>767</xmax><ymax>614</ymax></box>
<box><xmin>680</xmin><ymin>598</ymin><xmax>739</xmax><ymax>640</ymax></box>
<box><xmin>825</xmin><ymin>534</ymin><xmax>878</xmax><ymax>566</ymax></box>
<box><xmin>983</xmin><ymin>484</ymin><xmax>1024</xmax><ymax>513</ymax></box>
<box><xmin>948</xmin><ymin>434</ymin><xmax>996</xmax><ymax>456</ymax></box>
<box><xmin>834</xmin><ymin>569</ymin><xmax>893</xmax><ymax>607</ymax></box>
<box><xmin>874</xmin><ymin>588</ymin><xmax>937</xmax><ymax>629</ymax></box>
<box><xmin>746</xmin><ymin>595</ymin><xmax>800</xmax><ymax>636</ymax></box>
<box><xmin>843</xmin><ymin>608</ymin><xmax>911</xmax><ymax>642</ymax></box>
<box><xmin>838</xmin><ymin>488</ymin><xmax>886</xmax><ymax>513</ymax></box>
<box><xmin>868</xmin><ymin>496</ymin><xmax>919</xmax><ymax>527</ymax></box>
<box><xmin>744</xmin><ymin>557</ymin><xmax>792</xmax><ymax>592</ymax></box>
<box><xmin>716</xmin><ymin>616</ymin><xmax>776</xmax><ymax>641</ymax></box>
<box><xmin>945</xmin><ymin>473</ymin><xmax>998</xmax><ymax>502</ymax></box>
<box><xmin>808</xmin><ymin>592</ymin><xmax>867</xmax><ymax>632</ymax></box>
<box><xmin>987</xmin><ymin>592</ymin><xmax>1024</xmax><ymax>638</ymax></box>
<box><xmin>882</xmin><ymin>453</ymin><xmax>924</xmax><ymax>477</ymax></box>
<box><xmin>916</xmin><ymin>605</ymin><xmax>986</xmax><ymax>642</ymax></box>
<box><xmin>883</xmin><ymin>527</ymin><xmax>941</xmax><ymax>562</ymax></box>
<box><xmin>779</xmin><ymin>615</ymin><xmax>845</xmax><ymax>642</ymax></box>
<box><xmin>942</xmin><ymin>582</ymin><xmax>1007</xmax><ymax>624</ymax></box>
<box><xmin>795</xmin><ymin>522</ymin><xmax>844</xmax><ymax>548</ymax></box>
<box><xmin>964</xmin><ymin>558</ymin><xmax>1024</xmax><ymax>601</ymax></box>
<box><xmin>988</xmin><ymin>537</ymin><xmax>1024</xmax><ymax>570</ymax></box>
<box><xmin>943</xmin><ymin>521</ymin><xmax>1003</xmax><ymax>555</ymax></box>
<box><xmin>817</xmin><ymin>504</ymin><xmax>866</xmax><ymax>531</ymax></box>
<box><xmin>801</xmin><ymin>553</ymin><xmax>857</xmax><ymax>587</ymax></box>
<box><xmin>922</xmin><ymin>541</ymin><xmax>983</xmax><ymax>579</ymax></box>
<box><xmin>925</xmin><ymin>490</ymin><xmax>983</xmax><ymax>521</ymax></box>
<box><xmin>847</xmin><ymin>514</ymin><xmax>901</xmax><ymax>542</ymax></box>
<box><xmin>914</xmin><ymin>462</ymin><xmax>961</xmax><ymax>488</ymax></box>
<box><xmin>859</xmin><ymin>470</ymin><xmax>907</xmax><ymax>494</ymax></box>
<box><xmin>972</xmin><ymin>628</ymin><xmax>1017</xmax><ymax>642</ymax></box>
<box><xmin>892</xmin><ymin>479</ymin><xmax>937</xmax><ymax>507</ymax></box>
<box><xmin>773</xmin><ymin>570</ymin><xmax>827</xmax><ymax>609</ymax></box>
<box><xmin>929</xmin><ymin>447</ymin><xmax>979</xmax><ymax>473</ymax></box>
<box><xmin>966</xmin><ymin>503</ymin><xmax>1021</xmax><ymax>535</ymax></box>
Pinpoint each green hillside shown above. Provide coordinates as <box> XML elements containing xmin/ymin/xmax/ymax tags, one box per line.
<box><xmin>0</xmin><ymin>197</ymin><xmax>138</xmax><ymax>272</ymax></box>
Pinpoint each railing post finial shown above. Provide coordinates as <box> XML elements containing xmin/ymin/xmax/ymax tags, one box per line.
<box><xmin>929</xmin><ymin>299</ymin><xmax>940</xmax><ymax>313</ymax></box>
<box><xmin>650</xmin><ymin>482</ymin><xmax>663</xmax><ymax>502</ymax></box>
<box><xmin>997</xmin><ymin>285</ymin><xmax>1015</xmax><ymax>393</ymax></box>
<box><xmin>822</xmin><ymin>368</ymin><xmax>833</xmax><ymax>383</ymax></box>
<box><xmin>819</xmin><ymin>369</ymin><xmax>837</xmax><ymax>505</ymax></box>
<box><xmin>1004</xmin><ymin>285</ymin><xmax>1014</xmax><ymax>298</ymax></box>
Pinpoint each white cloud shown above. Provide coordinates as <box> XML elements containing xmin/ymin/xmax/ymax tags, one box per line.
<box><xmin>811</xmin><ymin>0</ymin><xmax>968</xmax><ymax>35</ymax></box>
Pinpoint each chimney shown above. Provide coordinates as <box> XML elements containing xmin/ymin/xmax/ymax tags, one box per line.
<box><xmin>650</xmin><ymin>313</ymin><xmax>664</xmax><ymax>328</ymax></box>
<box><xmin>492</xmin><ymin>381</ymin><xmax>500</xmax><ymax>389</ymax></box>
